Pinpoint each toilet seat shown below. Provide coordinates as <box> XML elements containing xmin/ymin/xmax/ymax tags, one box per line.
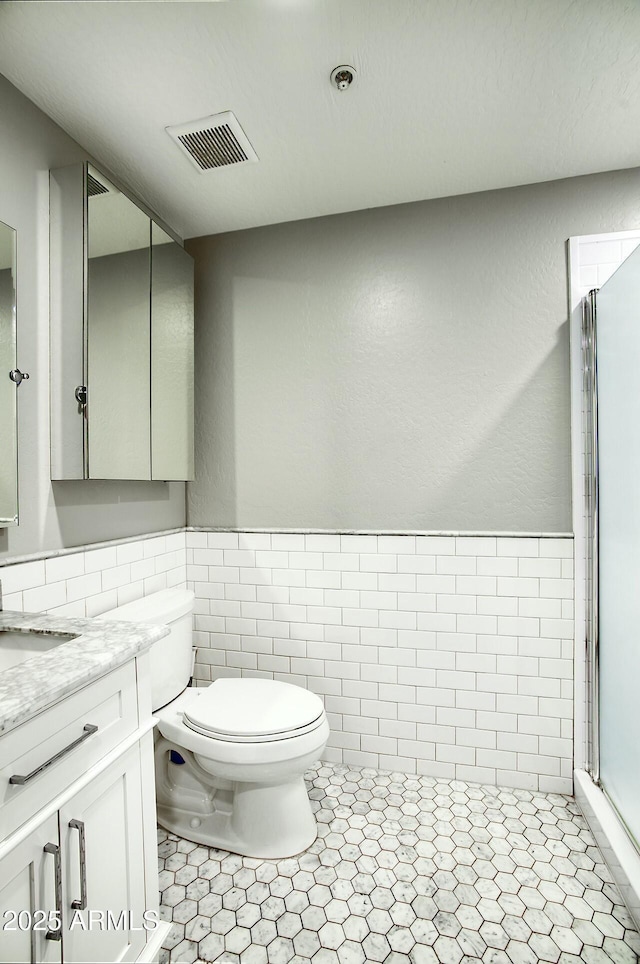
<box><xmin>182</xmin><ymin>677</ymin><xmax>325</xmax><ymax>743</ymax></box>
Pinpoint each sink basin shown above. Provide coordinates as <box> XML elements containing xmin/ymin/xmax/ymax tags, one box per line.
<box><xmin>0</xmin><ymin>629</ymin><xmax>78</xmax><ymax>673</ymax></box>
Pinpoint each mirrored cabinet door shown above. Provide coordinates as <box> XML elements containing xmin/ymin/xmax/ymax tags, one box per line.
<box><xmin>87</xmin><ymin>166</ymin><xmax>151</xmax><ymax>480</ymax></box>
<box><xmin>50</xmin><ymin>162</ymin><xmax>194</xmax><ymax>482</ymax></box>
<box><xmin>151</xmin><ymin>223</ymin><xmax>194</xmax><ymax>481</ymax></box>
<box><xmin>0</xmin><ymin>220</ymin><xmax>17</xmax><ymax>525</ymax></box>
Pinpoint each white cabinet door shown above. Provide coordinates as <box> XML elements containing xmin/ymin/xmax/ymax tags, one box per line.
<box><xmin>0</xmin><ymin>814</ymin><xmax>62</xmax><ymax>964</ymax></box>
<box><xmin>59</xmin><ymin>745</ymin><xmax>147</xmax><ymax>964</ymax></box>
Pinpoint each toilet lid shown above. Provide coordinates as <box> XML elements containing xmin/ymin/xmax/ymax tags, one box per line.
<box><xmin>182</xmin><ymin>678</ymin><xmax>325</xmax><ymax>743</ymax></box>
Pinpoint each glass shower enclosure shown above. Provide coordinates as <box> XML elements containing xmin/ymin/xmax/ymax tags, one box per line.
<box><xmin>584</xmin><ymin>243</ymin><xmax>640</xmax><ymax>850</ymax></box>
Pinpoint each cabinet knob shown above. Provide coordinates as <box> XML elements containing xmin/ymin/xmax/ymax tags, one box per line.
<box><xmin>75</xmin><ymin>385</ymin><xmax>87</xmax><ymax>405</ymax></box>
<box><xmin>9</xmin><ymin>369</ymin><xmax>29</xmax><ymax>386</ymax></box>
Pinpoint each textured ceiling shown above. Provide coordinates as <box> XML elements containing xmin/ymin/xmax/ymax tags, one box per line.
<box><xmin>1</xmin><ymin>0</ymin><xmax>639</xmax><ymax>239</ymax></box>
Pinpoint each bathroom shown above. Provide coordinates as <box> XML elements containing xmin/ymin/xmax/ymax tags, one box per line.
<box><xmin>0</xmin><ymin>2</ymin><xmax>639</xmax><ymax>962</ymax></box>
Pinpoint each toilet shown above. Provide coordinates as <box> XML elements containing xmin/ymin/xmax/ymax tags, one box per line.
<box><xmin>99</xmin><ymin>587</ymin><xmax>330</xmax><ymax>859</ymax></box>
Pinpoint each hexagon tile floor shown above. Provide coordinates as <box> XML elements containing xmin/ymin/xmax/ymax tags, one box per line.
<box><xmin>158</xmin><ymin>762</ymin><xmax>640</xmax><ymax>964</ymax></box>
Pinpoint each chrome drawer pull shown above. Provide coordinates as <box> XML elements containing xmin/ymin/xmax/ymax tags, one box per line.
<box><xmin>69</xmin><ymin>819</ymin><xmax>88</xmax><ymax>910</ymax></box>
<box><xmin>9</xmin><ymin>724</ymin><xmax>99</xmax><ymax>786</ymax></box>
<box><xmin>43</xmin><ymin>843</ymin><xmax>62</xmax><ymax>941</ymax></box>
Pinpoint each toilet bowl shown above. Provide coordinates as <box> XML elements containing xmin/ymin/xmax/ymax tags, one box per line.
<box><xmin>99</xmin><ymin>588</ymin><xmax>330</xmax><ymax>859</ymax></box>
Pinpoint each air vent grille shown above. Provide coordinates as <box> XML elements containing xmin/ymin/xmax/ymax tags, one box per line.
<box><xmin>87</xmin><ymin>172</ymin><xmax>108</xmax><ymax>196</ymax></box>
<box><xmin>166</xmin><ymin>112</ymin><xmax>258</xmax><ymax>173</ymax></box>
<box><xmin>178</xmin><ymin>125</ymin><xmax>247</xmax><ymax>170</ymax></box>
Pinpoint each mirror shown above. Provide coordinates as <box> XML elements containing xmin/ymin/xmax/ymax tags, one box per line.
<box><xmin>0</xmin><ymin>220</ymin><xmax>17</xmax><ymax>525</ymax></box>
<box><xmin>49</xmin><ymin>162</ymin><xmax>194</xmax><ymax>482</ymax></box>
<box><xmin>151</xmin><ymin>223</ymin><xmax>194</xmax><ymax>480</ymax></box>
<box><xmin>86</xmin><ymin>165</ymin><xmax>151</xmax><ymax>480</ymax></box>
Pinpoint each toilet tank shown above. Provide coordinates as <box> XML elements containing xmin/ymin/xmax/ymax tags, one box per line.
<box><xmin>99</xmin><ymin>588</ymin><xmax>194</xmax><ymax>711</ymax></box>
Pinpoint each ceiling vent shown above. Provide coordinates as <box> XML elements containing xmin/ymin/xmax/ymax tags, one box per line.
<box><xmin>87</xmin><ymin>172</ymin><xmax>109</xmax><ymax>196</ymax></box>
<box><xmin>166</xmin><ymin>112</ymin><xmax>258</xmax><ymax>172</ymax></box>
<box><xmin>86</xmin><ymin>167</ymin><xmax>119</xmax><ymax>197</ymax></box>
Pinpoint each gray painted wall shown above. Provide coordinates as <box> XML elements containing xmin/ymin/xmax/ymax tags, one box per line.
<box><xmin>0</xmin><ymin>74</ymin><xmax>185</xmax><ymax>561</ymax></box>
<box><xmin>187</xmin><ymin>168</ymin><xmax>640</xmax><ymax>533</ymax></box>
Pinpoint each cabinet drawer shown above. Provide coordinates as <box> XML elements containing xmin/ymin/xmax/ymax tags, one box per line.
<box><xmin>0</xmin><ymin>662</ymin><xmax>138</xmax><ymax>840</ymax></box>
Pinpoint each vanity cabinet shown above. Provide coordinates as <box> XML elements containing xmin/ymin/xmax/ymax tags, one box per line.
<box><xmin>50</xmin><ymin>162</ymin><xmax>194</xmax><ymax>481</ymax></box>
<box><xmin>59</xmin><ymin>745</ymin><xmax>147</xmax><ymax>964</ymax></box>
<box><xmin>0</xmin><ymin>815</ymin><xmax>61</xmax><ymax>964</ymax></box>
<box><xmin>0</xmin><ymin>748</ymin><xmax>146</xmax><ymax>964</ymax></box>
<box><xmin>0</xmin><ymin>660</ymin><xmax>164</xmax><ymax>964</ymax></box>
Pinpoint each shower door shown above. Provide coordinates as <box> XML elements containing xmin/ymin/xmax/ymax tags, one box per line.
<box><xmin>591</xmin><ymin>242</ymin><xmax>640</xmax><ymax>848</ymax></box>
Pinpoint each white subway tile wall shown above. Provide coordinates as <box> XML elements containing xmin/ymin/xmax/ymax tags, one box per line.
<box><xmin>0</xmin><ymin>528</ymin><xmax>574</xmax><ymax>794</ymax></box>
<box><xmin>187</xmin><ymin>531</ymin><xmax>574</xmax><ymax>794</ymax></box>
<box><xmin>0</xmin><ymin>532</ymin><xmax>187</xmax><ymax>617</ymax></box>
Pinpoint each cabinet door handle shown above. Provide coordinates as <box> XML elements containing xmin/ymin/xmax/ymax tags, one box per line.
<box><xmin>43</xmin><ymin>843</ymin><xmax>63</xmax><ymax>941</ymax></box>
<box><xmin>9</xmin><ymin>724</ymin><xmax>98</xmax><ymax>786</ymax></box>
<box><xmin>69</xmin><ymin>819</ymin><xmax>88</xmax><ymax>910</ymax></box>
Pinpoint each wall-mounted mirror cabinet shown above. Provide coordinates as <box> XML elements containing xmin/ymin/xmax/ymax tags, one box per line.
<box><xmin>0</xmin><ymin>220</ymin><xmax>18</xmax><ymax>525</ymax></box>
<box><xmin>50</xmin><ymin>163</ymin><xmax>194</xmax><ymax>481</ymax></box>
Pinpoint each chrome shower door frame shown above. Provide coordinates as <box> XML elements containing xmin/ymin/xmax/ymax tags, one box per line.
<box><xmin>582</xmin><ymin>288</ymin><xmax>600</xmax><ymax>784</ymax></box>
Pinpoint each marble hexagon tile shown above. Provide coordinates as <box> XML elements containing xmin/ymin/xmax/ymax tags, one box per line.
<box><xmin>158</xmin><ymin>763</ymin><xmax>640</xmax><ymax>964</ymax></box>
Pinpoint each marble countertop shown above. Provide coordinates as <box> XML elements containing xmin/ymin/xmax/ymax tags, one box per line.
<box><xmin>0</xmin><ymin>610</ymin><xmax>169</xmax><ymax>736</ymax></box>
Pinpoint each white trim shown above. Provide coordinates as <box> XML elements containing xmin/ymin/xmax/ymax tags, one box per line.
<box><xmin>0</xmin><ymin>528</ymin><xmax>185</xmax><ymax>570</ymax></box>
<box><xmin>575</xmin><ymin>769</ymin><xmax>640</xmax><ymax>931</ymax></box>
<box><xmin>136</xmin><ymin>921</ymin><xmax>172</xmax><ymax>964</ymax></box>
<box><xmin>568</xmin><ymin>236</ymin><xmax>587</xmax><ymax>772</ymax></box>
<box><xmin>187</xmin><ymin>526</ymin><xmax>573</xmax><ymax>538</ymax></box>
<box><xmin>0</xmin><ymin>526</ymin><xmax>571</xmax><ymax>571</ymax></box>
<box><xmin>568</xmin><ymin>229</ymin><xmax>640</xmax><ymax>245</ymax></box>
